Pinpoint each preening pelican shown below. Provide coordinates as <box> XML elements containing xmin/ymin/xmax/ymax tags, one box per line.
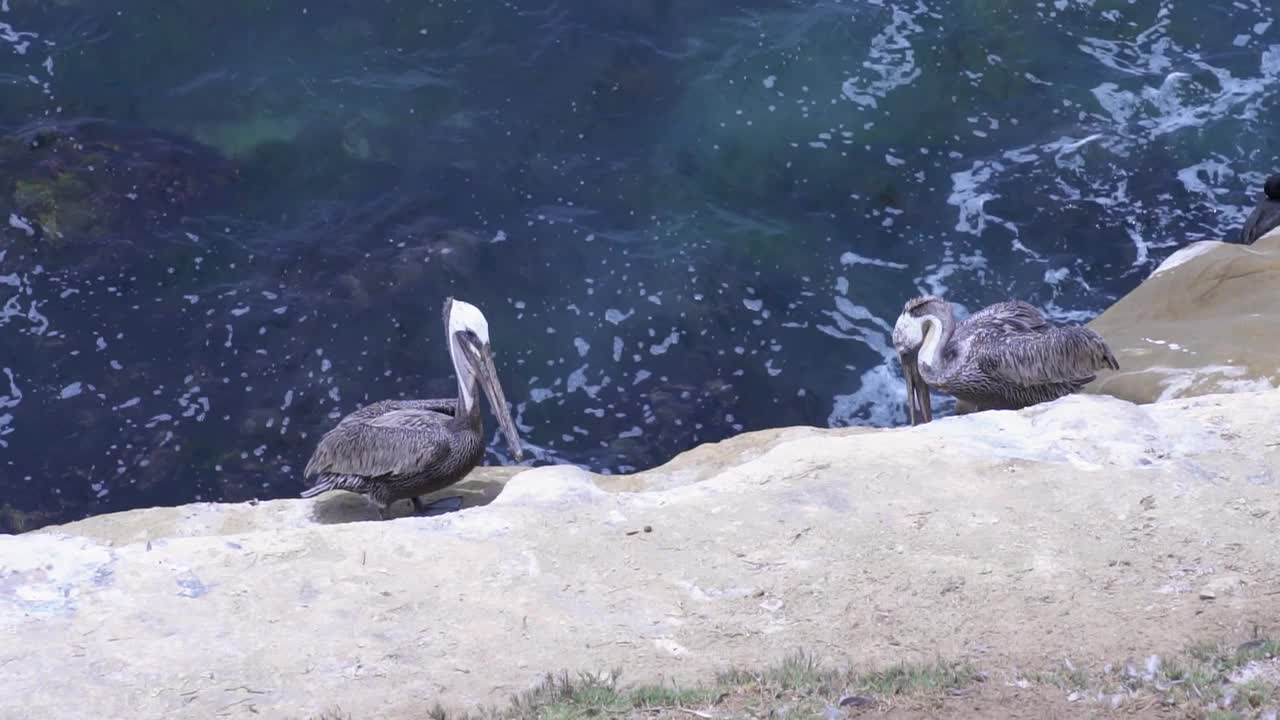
<box><xmin>891</xmin><ymin>295</ymin><xmax>1119</xmax><ymax>425</ymax></box>
<box><xmin>301</xmin><ymin>297</ymin><xmax>523</xmax><ymax>518</ymax></box>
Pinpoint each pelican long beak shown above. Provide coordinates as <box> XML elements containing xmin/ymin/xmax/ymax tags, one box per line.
<box><xmin>472</xmin><ymin>345</ymin><xmax>524</xmax><ymax>461</ymax></box>
<box><xmin>899</xmin><ymin>351</ymin><xmax>933</xmax><ymax>426</ymax></box>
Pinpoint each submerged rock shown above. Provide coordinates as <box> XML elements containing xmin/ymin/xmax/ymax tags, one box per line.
<box><xmin>1</xmin><ymin>120</ymin><xmax>237</xmax><ymax>247</ymax></box>
<box><xmin>2</xmin><ymin>389</ymin><xmax>1278</xmax><ymax>718</ymax></box>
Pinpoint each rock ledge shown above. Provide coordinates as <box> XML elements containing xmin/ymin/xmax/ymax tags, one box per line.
<box><xmin>3</xmin><ymin>390</ymin><xmax>1279</xmax><ymax>719</ymax></box>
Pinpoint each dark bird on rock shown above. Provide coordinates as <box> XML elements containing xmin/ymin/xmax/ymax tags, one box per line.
<box><xmin>1240</xmin><ymin>174</ymin><xmax>1280</xmax><ymax>244</ymax></box>
<box><xmin>891</xmin><ymin>295</ymin><xmax>1119</xmax><ymax>425</ymax></box>
<box><xmin>301</xmin><ymin>298</ymin><xmax>523</xmax><ymax>518</ymax></box>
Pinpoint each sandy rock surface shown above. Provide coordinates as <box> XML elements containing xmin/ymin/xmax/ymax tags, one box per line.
<box><xmin>1087</xmin><ymin>227</ymin><xmax>1280</xmax><ymax>403</ymax></box>
<box><xmin>2</xmin><ymin>391</ymin><xmax>1279</xmax><ymax>719</ymax></box>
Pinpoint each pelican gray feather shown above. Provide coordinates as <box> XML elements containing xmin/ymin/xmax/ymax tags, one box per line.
<box><xmin>300</xmin><ymin>298</ymin><xmax>523</xmax><ymax>518</ymax></box>
<box><xmin>891</xmin><ymin>295</ymin><xmax>1119</xmax><ymax>425</ymax></box>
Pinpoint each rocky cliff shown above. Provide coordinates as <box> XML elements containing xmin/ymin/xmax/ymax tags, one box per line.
<box><xmin>3</xmin><ymin>231</ymin><xmax>1279</xmax><ymax>719</ymax></box>
<box><xmin>2</xmin><ymin>388</ymin><xmax>1278</xmax><ymax>719</ymax></box>
<box><xmin>1087</xmin><ymin>227</ymin><xmax>1280</xmax><ymax>403</ymax></box>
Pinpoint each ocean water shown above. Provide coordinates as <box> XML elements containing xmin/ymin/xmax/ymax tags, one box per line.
<box><xmin>1</xmin><ymin>0</ymin><xmax>1276</xmax><ymax>531</ymax></box>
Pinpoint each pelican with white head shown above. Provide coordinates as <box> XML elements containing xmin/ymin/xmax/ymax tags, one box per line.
<box><xmin>300</xmin><ymin>296</ymin><xmax>524</xmax><ymax>518</ymax></box>
<box><xmin>442</xmin><ymin>297</ymin><xmax>522</xmax><ymax>458</ymax></box>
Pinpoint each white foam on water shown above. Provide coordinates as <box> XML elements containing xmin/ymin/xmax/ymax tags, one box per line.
<box><xmin>948</xmin><ymin>161</ymin><xmax>1018</xmax><ymax>237</ymax></box>
<box><xmin>839</xmin><ymin>252</ymin><xmax>907</xmax><ymax>269</ymax></box>
<box><xmin>0</xmin><ymin>369</ymin><xmax>20</xmax><ymax>410</ymax></box>
<box><xmin>816</xmin><ymin>295</ymin><xmax>896</xmax><ymax>359</ymax></box>
<box><xmin>0</xmin><ymin>266</ymin><xmax>52</xmax><ymax>337</ymax></box>
<box><xmin>1044</xmin><ymin>267</ymin><xmax>1070</xmax><ymax>285</ymax></box>
<box><xmin>649</xmin><ymin>330</ymin><xmax>680</xmax><ymax>355</ymax></box>
<box><xmin>827</xmin><ymin>362</ymin><xmax>956</xmax><ymax>428</ymax></box>
<box><xmin>6</xmin><ymin>0</ymin><xmax>1279</xmax><ymax>506</ymax></box>
<box><xmin>604</xmin><ymin>308</ymin><xmax>633</xmax><ymax>325</ymax></box>
<box><xmin>7</xmin><ymin>213</ymin><xmax>34</xmax><ymax>236</ymax></box>
<box><xmin>1080</xmin><ymin>3</ymin><xmax>1279</xmax><ymax>140</ymax></box>
<box><xmin>915</xmin><ymin>247</ymin><xmax>989</xmax><ymax>298</ymax></box>
<box><xmin>1175</xmin><ymin>159</ymin><xmax>1253</xmax><ymax>233</ymax></box>
<box><xmin>840</xmin><ymin>0</ymin><xmax>928</xmax><ymax>108</ymax></box>
<box><xmin>566</xmin><ymin>365</ymin><xmax>608</xmax><ymax>398</ymax></box>
<box><xmin>0</xmin><ymin>367</ymin><xmax>20</xmax><ymax>447</ymax></box>
<box><xmin>1039</xmin><ymin>301</ymin><xmax>1097</xmax><ymax>324</ymax></box>
<box><xmin>922</xmin><ymin>0</ymin><xmax>1279</xmax><ymax>306</ymax></box>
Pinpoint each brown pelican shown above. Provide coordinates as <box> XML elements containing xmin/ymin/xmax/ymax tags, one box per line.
<box><xmin>1240</xmin><ymin>174</ymin><xmax>1280</xmax><ymax>244</ymax></box>
<box><xmin>891</xmin><ymin>295</ymin><xmax>1119</xmax><ymax>425</ymax></box>
<box><xmin>300</xmin><ymin>297</ymin><xmax>523</xmax><ymax>518</ymax></box>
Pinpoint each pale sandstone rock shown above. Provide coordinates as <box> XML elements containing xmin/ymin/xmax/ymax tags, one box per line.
<box><xmin>2</xmin><ymin>390</ymin><xmax>1279</xmax><ymax>719</ymax></box>
<box><xmin>1087</xmin><ymin>227</ymin><xmax>1280</xmax><ymax>403</ymax></box>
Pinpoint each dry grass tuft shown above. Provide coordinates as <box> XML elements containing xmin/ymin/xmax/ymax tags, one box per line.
<box><xmin>310</xmin><ymin>636</ymin><xmax>1280</xmax><ymax>719</ymax></box>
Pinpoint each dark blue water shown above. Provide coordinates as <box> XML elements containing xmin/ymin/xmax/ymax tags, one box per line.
<box><xmin>2</xmin><ymin>0</ymin><xmax>1277</xmax><ymax>531</ymax></box>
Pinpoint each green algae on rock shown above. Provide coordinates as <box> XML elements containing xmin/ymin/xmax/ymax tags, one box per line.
<box><xmin>2</xmin><ymin>121</ymin><xmax>238</xmax><ymax>247</ymax></box>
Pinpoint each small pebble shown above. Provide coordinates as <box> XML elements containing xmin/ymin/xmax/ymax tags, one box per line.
<box><xmin>1200</xmin><ymin>590</ymin><xmax>1217</xmax><ymax>600</ymax></box>
<box><xmin>643</xmin><ymin>525</ymin><xmax>652</xmax><ymax>533</ymax></box>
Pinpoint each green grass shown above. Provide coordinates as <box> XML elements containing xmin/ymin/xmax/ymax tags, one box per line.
<box><xmin>312</xmin><ymin>637</ymin><xmax>1279</xmax><ymax>720</ymax></box>
<box><xmin>503</xmin><ymin>669</ymin><xmax>715</xmax><ymax>719</ymax></box>
<box><xmin>1024</xmin><ymin>667</ymin><xmax>1090</xmax><ymax>692</ymax></box>
<box><xmin>852</xmin><ymin>658</ymin><xmax>982</xmax><ymax>697</ymax></box>
<box><xmin>310</xmin><ymin>652</ymin><xmax>980</xmax><ymax>720</ymax></box>
<box><xmin>493</xmin><ymin>653</ymin><xmax>978</xmax><ymax>719</ymax></box>
<box><xmin>1019</xmin><ymin>636</ymin><xmax>1280</xmax><ymax>719</ymax></box>
<box><xmin>713</xmin><ymin>648</ymin><xmax>978</xmax><ymax>697</ymax></box>
<box><xmin>1152</xmin><ymin>638</ymin><xmax>1280</xmax><ymax>712</ymax></box>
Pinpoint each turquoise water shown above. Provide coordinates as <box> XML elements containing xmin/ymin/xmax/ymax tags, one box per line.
<box><xmin>1</xmin><ymin>0</ymin><xmax>1277</xmax><ymax>530</ymax></box>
